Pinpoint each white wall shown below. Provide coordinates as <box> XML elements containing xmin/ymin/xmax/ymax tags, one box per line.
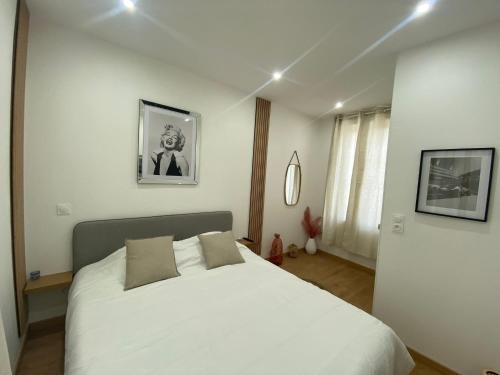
<box><xmin>25</xmin><ymin>18</ymin><xmax>329</xmax><ymax>318</ymax></box>
<box><xmin>261</xmin><ymin>109</ymin><xmax>331</xmax><ymax>258</ymax></box>
<box><xmin>0</xmin><ymin>315</ymin><xmax>12</xmax><ymax>375</ymax></box>
<box><xmin>24</xmin><ymin>18</ymin><xmax>255</xmax><ymax>276</ymax></box>
<box><xmin>0</xmin><ymin>0</ymin><xmax>21</xmax><ymax>369</ymax></box>
<box><xmin>262</xmin><ymin>111</ymin><xmax>377</xmax><ymax>267</ymax></box>
<box><xmin>374</xmin><ymin>22</ymin><xmax>500</xmax><ymax>375</ymax></box>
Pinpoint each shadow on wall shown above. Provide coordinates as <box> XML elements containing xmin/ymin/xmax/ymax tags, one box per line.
<box><xmin>414</xmin><ymin>213</ymin><xmax>492</xmax><ymax>235</ymax></box>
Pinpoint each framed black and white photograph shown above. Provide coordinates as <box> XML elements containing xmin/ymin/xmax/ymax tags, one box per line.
<box><xmin>416</xmin><ymin>148</ymin><xmax>495</xmax><ymax>222</ymax></box>
<box><xmin>138</xmin><ymin>99</ymin><xmax>200</xmax><ymax>184</ymax></box>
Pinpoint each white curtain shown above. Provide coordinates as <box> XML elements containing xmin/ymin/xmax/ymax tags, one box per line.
<box><xmin>322</xmin><ymin>111</ymin><xmax>390</xmax><ymax>259</ymax></box>
<box><xmin>0</xmin><ymin>313</ymin><xmax>12</xmax><ymax>375</ymax></box>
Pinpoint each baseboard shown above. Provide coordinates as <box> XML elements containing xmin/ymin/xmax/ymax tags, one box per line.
<box><xmin>407</xmin><ymin>347</ymin><xmax>461</xmax><ymax>375</ymax></box>
<box><xmin>316</xmin><ymin>249</ymin><xmax>376</xmax><ymax>276</ymax></box>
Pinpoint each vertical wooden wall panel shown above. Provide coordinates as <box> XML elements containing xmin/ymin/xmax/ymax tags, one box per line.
<box><xmin>11</xmin><ymin>0</ymin><xmax>29</xmax><ymax>336</ymax></box>
<box><xmin>248</xmin><ymin>97</ymin><xmax>271</xmax><ymax>255</ymax></box>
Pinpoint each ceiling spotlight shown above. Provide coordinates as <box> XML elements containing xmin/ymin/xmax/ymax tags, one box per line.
<box><xmin>184</xmin><ymin>118</ymin><xmax>190</xmax><ymax>122</ymax></box>
<box><xmin>414</xmin><ymin>1</ymin><xmax>433</xmax><ymax>16</ymax></box>
<box><xmin>272</xmin><ymin>71</ymin><xmax>282</xmax><ymax>81</ymax></box>
<box><xmin>335</xmin><ymin>101</ymin><xmax>344</xmax><ymax>109</ymax></box>
<box><xmin>123</xmin><ymin>0</ymin><xmax>136</xmax><ymax>11</ymax></box>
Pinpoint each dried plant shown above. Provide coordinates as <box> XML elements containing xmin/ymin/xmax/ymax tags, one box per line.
<box><xmin>302</xmin><ymin>207</ymin><xmax>322</xmax><ymax>238</ymax></box>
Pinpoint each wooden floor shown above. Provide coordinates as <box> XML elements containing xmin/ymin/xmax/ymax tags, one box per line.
<box><xmin>281</xmin><ymin>249</ymin><xmax>376</xmax><ymax>313</ymax></box>
<box><xmin>17</xmin><ymin>250</ymin><xmax>446</xmax><ymax>375</ymax></box>
<box><xmin>280</xmin><ymin>250</ymin><xmax>447</xmax><ymax>375</ymax></box>
<box><xmin>17</xmin><ymin>316</ymin><xmax>65</xmax><ymax>375</ymax></box>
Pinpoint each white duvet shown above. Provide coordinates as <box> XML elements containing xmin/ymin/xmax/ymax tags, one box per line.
<box><xmin>66</xmin><ymin>236</ymin><xmax>414</xmax><ymax>375</ymax></box>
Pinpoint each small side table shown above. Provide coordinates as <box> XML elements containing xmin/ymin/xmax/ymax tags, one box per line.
<box><xmin>237</xmin><ymin>238</ymin><xmax>260</xmax><ymax>255</ymax></box>
<box><xmin>24</xmin><ymin>272</ymin><xmax>73</xmax><ymax>295</ymax></box>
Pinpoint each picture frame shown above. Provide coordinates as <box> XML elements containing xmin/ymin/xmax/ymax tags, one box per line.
<box><xmin>415</xmin><ymin>148</ymin><xmax>495</xmax><ymax>222</ymax></box>
<box><xmin>137</xmin><ymin>99</ymin><xmax>200</xmax><ymax>184</ymax></box>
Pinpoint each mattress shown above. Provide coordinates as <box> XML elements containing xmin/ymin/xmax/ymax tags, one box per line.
<box><xmin>65</xmin><ymin>236</ymin><xmax>414</xmax><ymax>375</ymax></box>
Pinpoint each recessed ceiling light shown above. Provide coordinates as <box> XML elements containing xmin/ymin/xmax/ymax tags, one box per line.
<box><xmin>335</xmin><ymin>101</ymin><xmax>343</xmax><ymax>109</ymax></box>
<box><xmin>272</xmin><ymin>71</ymin><xmax>282</xmax><ymax>81</ymax></box>
<box><xmin>414</xmin><ymin>1</ymin><xmax>433</xmax><ymax>16</ymax></box>
<box><xmin>184</xmin><ymin>118</ymin><xmax>190</xmax><ymax>122</ymax></box>
<box><xmin>123</xmin><ymin>0</ymin><xmax>136</xmax><ymax>11</ymax></box>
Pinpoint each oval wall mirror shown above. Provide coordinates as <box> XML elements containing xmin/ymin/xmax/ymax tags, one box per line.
<box><xmin>284</xmin><ymin>151</ymin><xmax>301</xmax><ymax>206</ymax></box>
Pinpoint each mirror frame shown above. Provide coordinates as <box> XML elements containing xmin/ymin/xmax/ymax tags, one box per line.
<box><xmin>284</xmin><ymin>151</ymin><xmax>302</xmax><ymax>206</ymax></box>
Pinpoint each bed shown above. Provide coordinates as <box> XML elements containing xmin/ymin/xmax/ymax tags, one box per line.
<box><xmin>66</xmin><ymin>211</ymin><xmax>414</xmax><ymax>375</ymax></box>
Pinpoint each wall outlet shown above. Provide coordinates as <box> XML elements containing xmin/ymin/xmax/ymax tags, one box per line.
<box><xmin>391</xmin><ymin>214</ymin><xmax>405</xmax><ymax>233</ymax></box>
<box><xmin>56</xmin><ymin>203</ymin><xmax>72</xmax><ymax>216</ymax></box>
<box><xmin>392</xmin><ymin>222</ymin><xmax>404</xmax><ymax>233</ymax></box>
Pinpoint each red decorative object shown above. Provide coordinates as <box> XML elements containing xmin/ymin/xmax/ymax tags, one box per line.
<box><xmin>269</xmin><ymin>233</ymin><xmax>284</xmax><ymax>265</ymax></box>
<box><xmin>302</xmin><ymin>206</ymin><xmax>322</xmax><ymax>238</ymax></box>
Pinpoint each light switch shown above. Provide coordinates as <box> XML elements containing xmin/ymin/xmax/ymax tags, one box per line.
<box><xmin>391</xmin><ymin>214</ymin><xmax>405</xmax><ymax>234</ymax></box>
<box><xmin>56</xmin><ymin>203</ymin><xmax>72</xmax><ymax>216</ymax></box>
<box><xmin>392</xmin><ymin>214</ymin><xmax>405</xmax><ymax>223</ymax></box>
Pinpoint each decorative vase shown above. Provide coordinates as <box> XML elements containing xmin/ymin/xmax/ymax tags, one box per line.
<box><xmin>287</xmin><ymin>243</ymin><xmax>299</xmax><ymax>258</ymax></box>
<box><xmin>269</xmin><ymin>233</ymin><xmax>284</xmax><ymax>265</ymax></box>
<box><xmin>305</xmin><ymin>237</ymin><xmax>317</xmax><ymax>255</ymax></box>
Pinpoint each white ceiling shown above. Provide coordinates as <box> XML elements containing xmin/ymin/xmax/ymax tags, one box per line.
<box><xmin>27</xmin><ymin>0</ymin><xmax>500</xmax><ymax>117</ymax></box>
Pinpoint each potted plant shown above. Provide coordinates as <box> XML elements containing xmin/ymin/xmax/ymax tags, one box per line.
<box><xmin>302</xmin><ymin>207</ymin><xmax>322</xmax><ymax>255</ymax></box>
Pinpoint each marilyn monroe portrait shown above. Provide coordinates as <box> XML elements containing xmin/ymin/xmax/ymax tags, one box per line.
<box><xmin>149</xmin><ymin>124</ymin><xmax>189</xmax><ymax>176</ymax></box>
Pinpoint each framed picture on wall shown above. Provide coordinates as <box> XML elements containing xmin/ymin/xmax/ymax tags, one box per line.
<box><xmin>415</xmin><ymin>148</ymin><xmax>495</xmax><ymax>222</ymax></box>
<box><xmin>137</xmin><ymin>99</ymin><xmax>200</xmax><ymax>184</ymax></box>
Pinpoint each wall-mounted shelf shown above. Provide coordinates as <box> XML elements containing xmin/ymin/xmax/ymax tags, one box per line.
<box><xmin>23</xmin><ymin>271</ymin><xmax>73</xmax><ymax>295</ymax></box>
<box><xmin>237</xmin><ymin>238</ymin><xmax>260</xmax><ymax>255</ymax></box>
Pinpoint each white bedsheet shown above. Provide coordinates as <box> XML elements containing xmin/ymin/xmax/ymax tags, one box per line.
<box><xmin>66</xmin><ymin>240</ymin><xmax>414</xmax><ymax>375</ymax></box>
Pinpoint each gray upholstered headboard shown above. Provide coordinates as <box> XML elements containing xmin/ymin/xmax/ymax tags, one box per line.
<box><xmin>72</xmin><ymin>211</ymin><xmax>232</xmax><ymax>273</ymax></box>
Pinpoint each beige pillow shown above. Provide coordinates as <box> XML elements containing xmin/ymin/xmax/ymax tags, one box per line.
<box><xmin>125</xmin><ymin>235</ymin><xmax>179</xmax><ymax>290</ymax></box>
<box><xmin>198</xmin><ymin>231</ymin><xmax>245</xmax><ymax>270</ymax></box>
